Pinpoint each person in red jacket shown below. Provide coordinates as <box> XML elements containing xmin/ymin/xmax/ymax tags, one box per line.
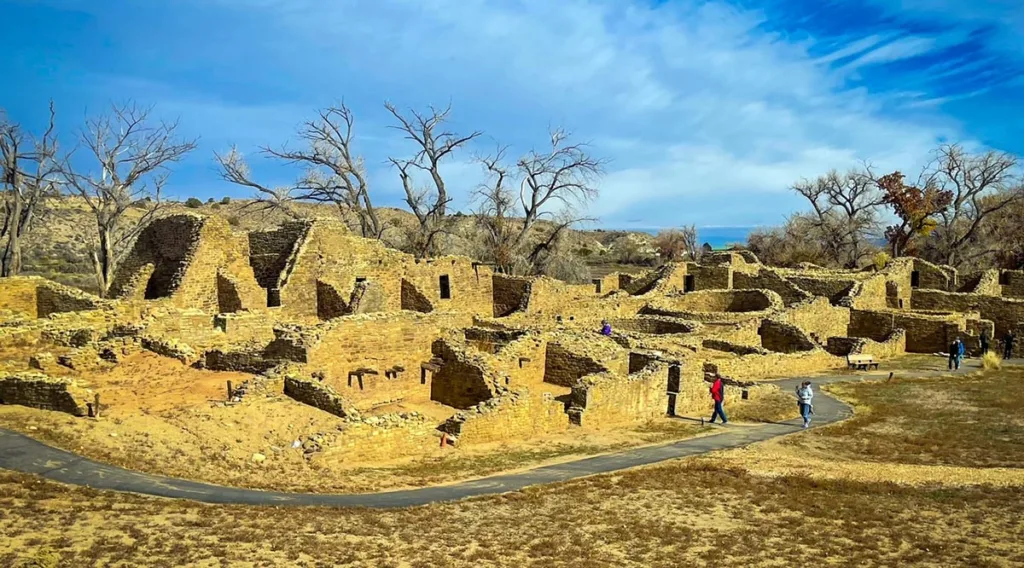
<box><xmin>709</xmin><ymin>375</ymin><xmax>728</xmax><ymax>424</ymax></box>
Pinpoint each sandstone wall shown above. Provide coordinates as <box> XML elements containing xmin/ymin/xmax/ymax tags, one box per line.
<box><xmin>684</xmin><ymin>263</ymin><xmax>732</xmax><ymax>291</ymax></box>
<box><xmin>958</xmin><ymin>270</ymin><xmax>1001</xmax><ymax>295</ymax></box>
<box><xmin>787</xmin><ymin>276</ymin><xmax>856</xmax><ymax>304</ymax></box>
<box><xmin>758</xmin><ymin>319</ymin><xmax>817</xmax><ymax>353</ymax></box>
<box><xmin>912</xmin><ymin>258</ymin><xmax>956</xmax><ymax>291</ymax></box>
<box><xmin>0</xmin><ymin>372</ymin><xmax>92</xmax><ymax>416</ymax></box>
<box><xmin>284</xmin><ymin>375</ymin><xmax>352</xmax><ymax>418</ymax></box>
<box><xmin>781</xmin><ymin>297</ymin><xmax>850</xmax><ymax>342</ymax></box>
<box><xmin>911</xmin><ymin>289</ymin><xmax>1024</xmax><ymax>342</ymax></box>
<box><xmin>572</xmin><ymin>365</ymin><xmax>668</xmax><ymax>427</ymax></box>
<box><xmin>302</xmin><ymin>312</ymin><xmax>474</xmax><ymax>403</ymax></box>
<box><xmin>826</xmin><ymin>329</ymin><xmax>906</xmax><ymax>359</ymax></box>
<box><xmin>1000</xmin><ymin>270</ymin><xmax>1024</xmax><ymax>298</ymax></box>
<box><xmin>543</xmin><ymin>342</ymin><xmax>607</xmax><ymax>387</ymax></box>
<box><xmin>492</xmin><ymin>275</ymin><xmax>531</xmax><ymax>317</ymax></box>
<box><xmin>707</xmin><ymin>350</ymin><xmax>844</xmax><ymax>382</ymax></box>
<box><xmin>441</xmin><ymin>391</ymin><xmax>569</xmax><ymax>445</ymax></box>
<box><xmin>732</xmin><ymin>268</ymin><xmax>813</xmax><ymax>307</ymax></box>
<box><xmin>430</xmin><ymin>339</ymin><xmax>500</xmax><ymax>409</ymax></box>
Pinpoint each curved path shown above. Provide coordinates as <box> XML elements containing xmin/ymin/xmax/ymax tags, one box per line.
<box><xmin>0</xmin><ymin>374</ymin><xmax>878</xmax><ymax>508</ymax></box>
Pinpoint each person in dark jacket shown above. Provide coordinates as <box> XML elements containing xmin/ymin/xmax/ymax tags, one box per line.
<box><xmin>980</xmin><ymin>330</ymin><xmax>990</xmax><ymax>355</ymax></box>
<box><xmin>1005</xmin><ymin>331</ymin><xmax>1017</xmax><ymax>359</ymax></box>
<box><xmin>709</xmin><ymin>375</ymin><xmax>727</xmax><ymax>424</ymax></box>
<box><xmin>948</xmin><ymin>338</ymin><xmax>964</xmax><ymax>370</ymax></box>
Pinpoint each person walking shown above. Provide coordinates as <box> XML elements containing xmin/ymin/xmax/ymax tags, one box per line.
<box><xmin>956</xmin><ymin>337</ymin><xmax>966</xmax><ymax>369</ymax></box>
<box><xmin>948</xmin><ymin>338</ymin><xmax>961</xmax><ymax>370</ymax></box>
<box><xmin>1005</xmin><ymin>330</ymin><xmax>1017</xmax><ymax>360</ymax></box>
<box><xmin>795</xmin><ymin>381</ymin><xmax>814</xmax><ymax>429</ymax></box>
<box><xmin>708</xmin><ymin>375</ymin><xmax>727</xmax><ymax>424</ymax></box>
<box><xmin>980</xmin><ymin>330</ymin><xmax>990</xmax><ymax>355</ymax></box>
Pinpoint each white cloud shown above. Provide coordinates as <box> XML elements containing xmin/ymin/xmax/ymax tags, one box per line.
<box><xmin>175</xmin><ymin>0</ymin><xmax>973</xmax><ymax>226</ymax></box>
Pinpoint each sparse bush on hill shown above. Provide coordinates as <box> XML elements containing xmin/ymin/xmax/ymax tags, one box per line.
<box><xmin>220</xmin><ymin>196</ymin><xmax>231</xmax><ymax>205</ymax></box>
<box><xmin>185</xmin><ymin>197</ymin><xmax>203</xmax><ymax>208</ymax></box>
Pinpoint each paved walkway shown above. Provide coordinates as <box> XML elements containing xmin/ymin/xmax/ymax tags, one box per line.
<box><xmin>0</xmin><ymin>366</ymin><xmax>991</xmax><ymax>508</ymax></box>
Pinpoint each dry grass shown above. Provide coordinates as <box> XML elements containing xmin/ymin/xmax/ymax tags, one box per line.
<box><xmin>983</xmin><ymin>351</ymin><xmax>1002</xmax><ymax>370</ymax></box>
<box><xmin>787</xmin><ymin>366</ymin><xmax>1024</xmax><ymax>469</ymax></box>
<box><xmin>3</xmin><ymin>461</ymin><xmax>1024</xmax><ymax>567</ymax></box>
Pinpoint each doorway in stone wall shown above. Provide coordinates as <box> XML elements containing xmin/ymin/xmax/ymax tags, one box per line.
<box><xmin>439</xmin><ymin>274</ymin><xmax>452</xmax><ymax>300</ymax></box>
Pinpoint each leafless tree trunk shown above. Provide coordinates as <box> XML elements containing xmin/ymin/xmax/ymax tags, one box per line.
<box><xmin>216</xmin><ymin>104</ymin><xmax>383</xmax><ymax>237</ymax></box>
<box><xmin>0</xmin><ymin>102</ymin><xmax>61</xmax><ymax>277</ymax></box>
<box><xmin>791</xmin><ymin>167</ymin><xmax>884</xmax><ymax>268</ymax></box>
<box><xmin>386</xmin><ymin>102</ymin><xmax>481</xmax><ymax>258</ymax></box>
<box><xmin>60</xmin><ymin>102</ymin><xmax>197</xmax><ymax>297</ymax></box>
<box><xmin>473</xmin><ymin>130</ymin><xmax>603</xmax><ymax>274</ymax></box>
<box><xmin>925</xmin><ymin>145</ymin><xmax>1021</xmax><ymax>267</ymax></box>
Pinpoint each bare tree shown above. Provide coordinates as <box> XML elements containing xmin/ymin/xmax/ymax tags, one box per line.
<box><xmin>386</xmin><ymin>102</ymin><xmax>481</xmax><ymax>257</ymax></box>
<box><xmin>61</xmin><ymin>102</ymin><xmax>197</xmax><ymax>297</ymax></box>
<box><xmin>790</xmin><ymin>167</ymin><xmax>884</xmax><ymax>268</ymax></box>
<box><xmin>0</xmin><ymin>102</ymin><xmax>61</xmax><ymax>276</ymax></box>
<box><xmin>923</xmin><ymin>144</ymin><xmax>1022</xmax><ymax>267</ymax></box>
<box><xmin>473</xmin><ymin>130</ymin><xmax>603</xmax><ymax>274</ymax></box>
<box><xmin>653</xmin><ymin>226</ymin><xmax>699</xmax><ymax>262</ymax></box>
<box><xmin>216</xmin><ymin>104</ymin><xmax>384</xmax><ymax>237</ymax></box>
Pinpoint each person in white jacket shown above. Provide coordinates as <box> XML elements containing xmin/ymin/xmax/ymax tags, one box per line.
<box><xmin>795</xmin><ymin>381</ymin><xmax>814</xmax><ymax>429</ymax></box>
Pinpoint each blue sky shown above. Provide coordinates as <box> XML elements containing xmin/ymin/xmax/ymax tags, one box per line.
<box><xmin>2</xmin><ymin>0</ymin><xmax>1022</xmax><ymax>230</ymax></box>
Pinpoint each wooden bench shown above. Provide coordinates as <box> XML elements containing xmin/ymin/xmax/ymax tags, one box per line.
<box><xmin>847</xmin><ymin>354</ymin><xmax>879</xmax><ymax>370</ymax></box>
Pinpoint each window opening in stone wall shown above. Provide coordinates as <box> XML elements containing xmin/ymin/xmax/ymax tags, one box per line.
<box><xmin>267</xmin><ymin>288</ymin><xmax>282</xmax><ymax>307</ymax></box>
<box><xmin>999</xmin><ymin>272</ymin><xmax>1010</xmax><ymax>285</ymax></box>
<box><xmin>911</xmin><ymin>271</ymin><xmax>920</xmax><ymax>288</ymax></box>
<box><xmin>439</xmin><ymin>274</ymin><xmax>452</xmax><ymax>299</ymax></box>
<box><xmin>593</xmin><ymin>279</ymin><xmax>602</xmax><ymax>293</ymax></box>
<box><xmin>355</xmin><ymin>277</ymin><xmax>367</xmax><ymax>283</ymax></box>
<box><xmin>684</xmin><ymin>275</ymin><xmax>696</xmax><ymax>293</ymax></box>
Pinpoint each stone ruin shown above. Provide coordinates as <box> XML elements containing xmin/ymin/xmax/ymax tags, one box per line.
<box><xmin>2</xmin><ymin>212</ymin><xmax>1023</xmax><ymax>460</ymax></box>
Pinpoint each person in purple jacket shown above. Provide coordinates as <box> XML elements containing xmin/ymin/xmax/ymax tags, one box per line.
<box><xmin>600</xmin><ymin>320</ymin><xmax>612</xmax><ymax>336</ymax></box>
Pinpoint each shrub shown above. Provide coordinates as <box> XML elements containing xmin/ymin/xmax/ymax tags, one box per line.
<box><xmin>982</xmin><ymin>351</ymin><xmax>1001</xmax><ymax>370</ymax></box>
<box><xmin>873</xmin><ymin>252</ymin><xmax>891</xmax><ymax>271</ymax></box>
<box><xmin>184</xmin><ymin>197</ymin><xmax>203</xmax><ymax>209</ymax></box>
<box><xmin>220</xmin><ymin>196</ymin><xmax>232</xmax><ymax>205</ymax></box>
<box><xmin>227</xmin><ymin>215</ymin><xmax>242</xmax><ymax>227</ymax></box>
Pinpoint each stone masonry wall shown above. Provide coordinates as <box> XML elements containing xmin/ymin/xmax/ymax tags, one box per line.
<box><xmin>543</xmin><ymin>343</ymin><xmax>607</xmax><ymax>387</ymax></box>
<box><xmin>913</xmin><ymin>258</ymin><xmax>956</xmax><ymax>291</ymax></box>
<box><xmin>780</xmin><ymin>297</ymin><xmax>850</xmax><ymax>343</ymax></box>
<box><xmin>0</xmin><ymin>372</ymin><xmax>92</xmax><ymax>416</ymax></box>
<box><xmin>787</xmin><ymin>276</ymin><xmax>856</xmax><ymax>305</ymax></box>
<box><xmin>684</xmin><ymin>263</ymin><xmax>733</xmax><ymax>291</ymax></box>
<box><xmin>492</xmin><ymin>275</ymin><xmax>531</xmax><ymax>317</ymax></box>
<box><xmin>283</xmin><ymin>375</ymin><xmax>352</xmax><ymax>418</ymax></box>
<box><xmin>758</xmin><ymin>319</ymin><xmax>817</xmax><ymax>353</ymax></box>
<box><xmin>911</xmin><ymin>289</ymin><xmax>1024</xmax><ymax>340</ymax></box>
<box><xmin>440</xmin><ymin>391</ymin><xmax>569</xmax><ymax>445</ymax></box>
<box><xmin>732</xmin><ymin>268</ymin><xmax>813</xmax><ymax>307</ymax></box>
<box><xmin>572</xmin><ymin>364</ymin><xmax>668</xmax><ymax>427</ymax></box>
<box><xmin>1000</xmin><ymin>270</ymin><xmax>1024</xmax><ymax>299</ymax></box>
